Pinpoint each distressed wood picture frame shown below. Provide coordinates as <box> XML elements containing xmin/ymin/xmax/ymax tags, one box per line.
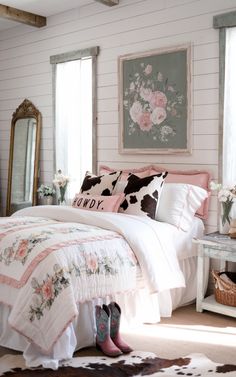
<box><xmin>118</xmin><ymin>44</ymin><xmax>192</xmax><ymax>154</ymax></box>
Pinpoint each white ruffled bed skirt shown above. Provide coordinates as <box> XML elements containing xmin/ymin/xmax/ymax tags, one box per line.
<box><xmin>0</xmin><ymin>255</ymin><xmax>209</xmax><ymax>369</ymax></box>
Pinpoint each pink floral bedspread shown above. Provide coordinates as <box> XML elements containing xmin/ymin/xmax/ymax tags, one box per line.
<box><xmin>0</xmin><ymin>216</ymin><xmax>137</xmax><ymax>353</ymax></box>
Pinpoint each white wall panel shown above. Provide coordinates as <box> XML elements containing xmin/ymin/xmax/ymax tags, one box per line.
<box><xmin>0</xmin><ymin>0</ymin><xmax>235</xmax><ymax>228</ymax></box>
<box><xmin>194</xmin><ymin>42</ymin><xmax>219</xmax><ymax>60</ymax></box>
<box><xmin>193</xmin><ymin>120</ymin><xmax>219</xmax><ymax>135</ymax></box>
<box><xmin>193</xmin><ymin>73</ymin><xmax>218</xmax><ymax>90</ymax></box>
<box><xmin>194</xmin><ymin>89</ymin><xmax>218</xmax><ymax>105</ymax></box>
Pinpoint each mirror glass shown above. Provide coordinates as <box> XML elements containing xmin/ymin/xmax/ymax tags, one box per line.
<box><xmin>6</xmin><ymin>99</ymin><xmax>41</xmax><ymax>216</ymax></box>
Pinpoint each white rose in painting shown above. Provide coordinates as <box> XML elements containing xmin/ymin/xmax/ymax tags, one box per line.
<box><xmin>129</xmin><ymin>82</ymin><xmax>135</xmax><ymax>91</ymax></box>
<box><xmin>129</xmin><ymin>101</ymin><xmax>142</xmax><ymax>123</ymax></box>
<box><xmin>157</xmin><ymin>72</ymin><xmax>163</xmax><ymax>81</ymax></box>
<box><xmin>168</xmin><ymin>85</ymin><xmax>175</xmax><ymax>92</ymax></box>
<box><xmin>144</xmin><ymin>64</ymin><xmax>152</xmax><ymax>75</ymax></box>
<box><xmin>140</xmin><ymin>87</ymin><xmax>152</xmax><ymax>102</ymax></box>
<box><xmin>151</xmin><ymin>107</ymin><xmax>167</xmax><ymax>125</ymax></box>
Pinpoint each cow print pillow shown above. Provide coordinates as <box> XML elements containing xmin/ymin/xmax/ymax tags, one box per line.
<box><xmin>119</xmin><ymin>172</ymin><xmax>168</xmax><ymax>219</ymax></box>
<box><xmin>80</xmin><ymin>171</ymin><xmax>122</xmax><ymax>196</ymax></box>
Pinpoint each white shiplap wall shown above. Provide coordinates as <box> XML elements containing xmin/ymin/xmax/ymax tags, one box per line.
<box><xmin>0</xmin><ymin>0</ymin><xmax>236</xmax><ymax>231</ymax></box>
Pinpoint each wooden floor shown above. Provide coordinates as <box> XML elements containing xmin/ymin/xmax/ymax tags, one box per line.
<box><xmin>1</xmin><ymin>304</ymin><xmax>235</xmax><ymax>364</ymax></box>
<box><xmin>121</xmin><ymin>303</ymin><xmax>236</xmax><ymax>364</ymax></box>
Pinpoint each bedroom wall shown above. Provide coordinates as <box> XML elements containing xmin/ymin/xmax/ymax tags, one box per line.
<box><xmin>0</xmin><ymin>0</ymin><xmax>236</xmax><ymax>231</ymax></box>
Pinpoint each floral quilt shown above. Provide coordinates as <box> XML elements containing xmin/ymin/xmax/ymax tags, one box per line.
<box><xmin>0</xmin><ymin>216</ymin><xmax>137</xmax><ymax>352</ymax></box>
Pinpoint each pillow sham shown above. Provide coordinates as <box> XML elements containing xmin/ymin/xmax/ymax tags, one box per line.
<box><xmin>149</xmin><ymin>166</ymin><xmax>211</xmax><ymax>220</ymax></box>
<box><xmin>119</xmin><ymin>172</ymin><xmax>168</xmax><ymax>219</ymax></box>
<box><xmin>156</xmin><ymin>183</ymin><xmax>208</xmax><ymax>231</ymax></box>
<box><xmin>72</xmin><ymin>193</ymin><xmax>125</xmax><ymax>213</ymax></box>
<box><xmin>80</xmin><ymin>171</ymin><xmax>121</xmax><ymax>196</ymax></box>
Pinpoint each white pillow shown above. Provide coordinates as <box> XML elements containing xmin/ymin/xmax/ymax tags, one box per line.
<box><xmin>156</xmin><ymin>183</ymin><xmax>208</xmax><ymax>231</ymax></box>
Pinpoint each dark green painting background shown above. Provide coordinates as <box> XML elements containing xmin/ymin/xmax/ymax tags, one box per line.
<box><xmin>122</xmin><ymin>50</ymin><xmax>188</xmax><ymax>150</ymax></box>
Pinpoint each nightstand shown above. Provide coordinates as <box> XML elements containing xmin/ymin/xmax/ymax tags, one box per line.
<box><xmin>193</xmin><ymin>232</ymin><xmax>236</xmax><ymax>318</ymax></box>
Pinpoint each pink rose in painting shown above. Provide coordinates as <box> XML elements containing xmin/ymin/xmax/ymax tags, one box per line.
<box><xmin>86</xmin><ymin>255</ymin><xmax>98</xmax><ymax>272</ymax></box>
<box><xmin>140</xmin><ymin>87</ymin><xmax>152</xmax><ymax>102</ymax></box>
<box><xmin>149</xmin><ymin>91</ymin><xmax>167</xmax><ymax>109</ymax></box>
<box><xmin>137</xmin><ymin>112</ymin><xmax>153</xmax><ymax>132</ymax></box>
<box><xmin>42</xmin><ymin>279</ymin><xmax>54</xmax><ymax>300</ymax></box>
<box><xmin>15</xmin><ymin>239</ymin><xmax>29</xmax><ymax>261</ymax></box>
<box><xmin>151</xmin><ymin>107</ymin><xmax>167</xmax><ymax>125</ymax></box>
<box><xmin>144</xmin><ymin>64</ymin><xmax>152</xmax><ymax>75</ymax></box>
<box><xmin>129</xmin><ymin>101</ymin><xmax>142</xmax><ymax>123</ymax></box>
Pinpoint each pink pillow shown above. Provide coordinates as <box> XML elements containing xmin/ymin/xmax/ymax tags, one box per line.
<box><xmin>149</xmin><ymin>166</ymin><xmax>211</xmax><ymax>220</ymax></box>
<box><xmin>99</xmin><ymin>165</ymin><xmax>150</xmax><ymax>181</ymax></box>
<box><xmin>72</xmin><ymin>193</ymin><xmax>125</xmax><ymax>213</ymax></box>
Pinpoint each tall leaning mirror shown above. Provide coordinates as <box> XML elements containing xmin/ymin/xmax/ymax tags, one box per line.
<box><xmin>6</xmin><ymin>99</ymin><xmax>41</xmax><ymax>216</ymax></box>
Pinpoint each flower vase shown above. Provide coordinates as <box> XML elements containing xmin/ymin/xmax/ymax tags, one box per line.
<box><xmin>58</xmin><ymin>186</ymin><xmax>67</xmax><ymax>205</ymax></box>
<box><xmin>41</xmin><ymin>196</ymin><xmax>53</xmax><ymax>205</ymax></box>
<box><xmin>58</xmin><ymin>199</ymin><xmax>66</xmax><ymax>206</ymax></box>
<box><xmin>219</xmin><ymin>202</ymin><xmax>232</xmax><ymax>234</ymax></box>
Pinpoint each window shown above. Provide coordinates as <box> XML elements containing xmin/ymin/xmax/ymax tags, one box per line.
<box><xmin>214</xmin><ymin>12</ymin><xmax>236</xmax><ymax>186</ymax></box>
<box><xmin>50</xmin><ymin>47</ymin><xmax>99</xmax><ymax>200</ymax></box>
<box><xmin>223</xmin><ymin>27</ymin><xmax>236</xmax><ymax>185</ymax></box>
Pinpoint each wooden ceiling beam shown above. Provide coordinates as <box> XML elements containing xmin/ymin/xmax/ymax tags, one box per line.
<box><xmin>94</xmin><ymin>0</ymin><xmax>119</xmax><ymax>6</ymax></box>
<box><xmin>0</xmin><ymin>4</ymin><xmax>46</xmax><ymax>28</ymax></box>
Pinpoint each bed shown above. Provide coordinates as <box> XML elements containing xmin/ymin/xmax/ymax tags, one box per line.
<box><xmin>0</xmin><ymin>166</ymin><xmax>211</xmax><ymax>369</ymax></box>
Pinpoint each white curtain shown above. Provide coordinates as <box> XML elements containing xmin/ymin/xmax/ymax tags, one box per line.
<box><xmin>223</xmin><ymin>27</ymin><xmax>236</xmax><ymax>186</ymax></box>
<box><xmin>55</xmin><ymin>58</ymin><xmax>92</xmax><ymax>200</ymax></box>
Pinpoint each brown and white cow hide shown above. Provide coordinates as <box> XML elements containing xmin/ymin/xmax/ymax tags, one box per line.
<box><xmin>0</xmin><ymin>351</ymin><xmax>236</xmax><ymax>376</ymax></box>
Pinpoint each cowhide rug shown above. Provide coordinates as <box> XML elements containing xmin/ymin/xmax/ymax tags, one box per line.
<box><xmin>0</xmin><ymin>351</ymin><xmax>236</xmax><ymax>376</ymax></box>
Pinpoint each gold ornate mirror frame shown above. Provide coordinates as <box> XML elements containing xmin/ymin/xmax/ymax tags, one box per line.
<box><xmin>6</xmin><ymin>99</ymin><xmax>41</xmax><ymax>216</ymax></box>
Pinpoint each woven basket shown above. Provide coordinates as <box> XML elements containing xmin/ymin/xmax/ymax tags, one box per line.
<box><xmin>211</xmin><ymin>270</ymin><xmax>236</xmax><ymax>307</ymax></box>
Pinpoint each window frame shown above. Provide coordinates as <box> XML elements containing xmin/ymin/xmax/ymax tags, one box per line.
<box><xmin>213</xmin><ymin>11</ymin><xmax>236</xmax><ymax>183</ymax></box>
<box><xmin>50</xmin><ymin>46</ymin><xmax>99</xmax><ymax>176</ymax></box>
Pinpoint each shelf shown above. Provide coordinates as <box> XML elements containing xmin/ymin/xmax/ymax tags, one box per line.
<box><xmin>202</xmin><ymin>295</ymin><xmax>236</xmax><ymax>318</ymax></box>
<box><xmin>195</xmin><ymin>236</ymin><xmax>236</xmax><ymax>318</ymax></box>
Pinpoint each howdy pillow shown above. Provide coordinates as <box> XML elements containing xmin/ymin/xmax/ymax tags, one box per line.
<box><xmin>72</xmin><ymin>193</ymin><xmax>125</xmax><ymax>213</ymax></box>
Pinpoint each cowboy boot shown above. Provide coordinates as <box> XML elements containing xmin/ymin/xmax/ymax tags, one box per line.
<box><xmin>95</xmin><ymin>304</ymin><xmax>122</xmax><ymax>357</ymax></box>
<box><xmin>108</xmin><ymin>302</ymin><xmax>133</xmax><ymax>353</ymax></box>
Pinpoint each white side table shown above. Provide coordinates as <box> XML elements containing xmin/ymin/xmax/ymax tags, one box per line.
<box><xmin>193</xmin><ymin>232</ymin><xmax>236</xmax><ymax>318</ymax></box>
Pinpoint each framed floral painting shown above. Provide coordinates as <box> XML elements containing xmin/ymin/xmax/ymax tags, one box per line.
<box><xmin>118</xmin><ymin>44</ymin><xmax>192</xmax><ymax>154</ymax></box>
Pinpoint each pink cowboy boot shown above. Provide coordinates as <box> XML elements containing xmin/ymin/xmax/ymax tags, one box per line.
<box><xmin>108</xmin><ymin>302</ymin><xmax>133</xmax><ymax>353</ymax></box>
<box><xmin>95</xmin><ymin>304</ymin><xmax>122</xmax><ymax>357</ymax></box>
